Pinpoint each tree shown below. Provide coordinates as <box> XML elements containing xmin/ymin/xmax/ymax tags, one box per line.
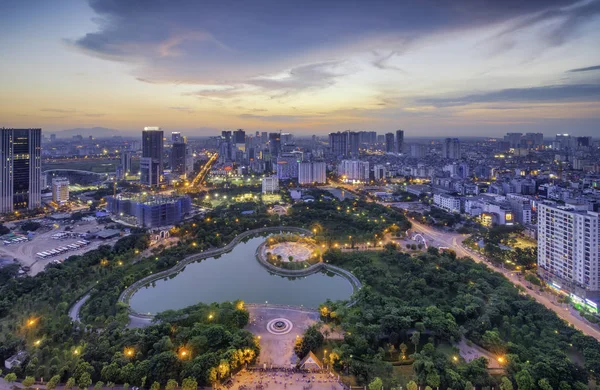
<box><xmin>426</xmin><ymin>371</ymin><xmax>441</xmax><ymax>388</ymax></box>
<box><xmin>538</xmin><ymin>379</ymin><xmax>553</xmax><ymax>390</ymax></box>
<box><xmin>399</xmin><ymin>342</ymin><xmax>408</xmax><ymax>358</ymax></box>
<box><xmin>407</xmin><ymin>381</ymin><xmax>418</xmax><ymax>390</ymax></box>
<box><xmin>123</xmin><ymin>384</ymin><xmax>130</xmax><ymax>390</ymax></box>
<box><xmin>150</xmin><ymin>381</ymin><xmax>161</xmax><ymax>390</ymax></box>
<box><xmin>515</xmin><ymin>370</ymin><xmax>534</xmax><ymax>390</ymax></box>
<box><xmin>78</xmin><ymin>372</ymin><xmax>92</xmax><ymax>390</ymax></box>
<box><xmin>411</xmin><ymin>331</ymin><xmax>421</xmax><ymax>353</ymax></box>
<box><xmin>166</xmin><ymin>379</ymin><xmax>178</xmax><ymax>390</ymax></box>
<box><xmin>368</xmin><ymin>377</ymin><xmax>383</xmax><ymax>390</ymax></box>
<box><xmin>95</xmin><ymin>381</ymin><xmax>105</xmax><ymax>390</ymax></box>
<box><xmin>4</xmin><ymin>373</ymin><xmax>17</xmax><ymax>384</ymax></box>
<box><xmin>181</xmin><ymin>377</ymin><xmax>198</xmax><ymax>390</ymax></box>
<box><xmin>47</xmin><ymin>375</ymin><xmax>61</xmax><ymax>390</ymax></box>
<box><xmin>23</xmin><ymin>376</ymin><xmax>36</xmax><ymax>388</ymax></box>
<box><xmin>465</xmin><ymin>381</ymin><xmax>474</xmax><ymax>390</ymax></box>
<box><xmin>107</xmin><ymin>382</ymin><xmax>115</xmax><ymax>389</ymax></box>
<box><xmin>500</xmin><ymin>377</ymin><xmax>514</xmax><ymax>390</ymax></box>
<box><xmin>66</xmin><ymin>377</ymin><xmax>76</xmax><ymax>390</ymax></box>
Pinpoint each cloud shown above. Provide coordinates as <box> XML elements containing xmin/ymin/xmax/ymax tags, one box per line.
<box><xmin>568</xmin><ymin>65</ymin><xmax>600</xmax><ymax>73</ymax></box>
<box><xmin>41</xmin><ymin>108</ymin><xmax>76</xmax><ymax>113</ymax></box>
<box><xmin>238</xmin><ymin>113</ymin><xmax>322</xmax><ymax>122</ymax></box>
<box><xmin>371</xmin><ymin>51</ymin><xmax>407</xmax><ymax>72</ymax></box>
<box><xmin>169</xmin><ymin>106</ymin><xmax>195</xmax><ymax>113</ymax></box>
<box><xmin>418</xmin><ymin>84</ymin><xmax>600</xmax><ymax>107</ymax></box>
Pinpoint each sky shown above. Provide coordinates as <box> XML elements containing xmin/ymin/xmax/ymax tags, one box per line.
<box><xmin>1</xmin><ymin>0</ymin><xmax>599</xmax><ymax>137</ymax></box>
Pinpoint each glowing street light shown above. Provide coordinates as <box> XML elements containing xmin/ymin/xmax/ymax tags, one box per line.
<box><xmin>124</xmin><ymin>348</ymin><xmax>135</xmax><ymax>357</ymax></box>
<box><xmin>208</xmin><ymin>314</ymin><xmax>214</xmax><ymax>320</ymax></box>
<box><xmin>34</xmin><ymin>339</ymin><xmax>42</xmax><ymax>346</ymax></box>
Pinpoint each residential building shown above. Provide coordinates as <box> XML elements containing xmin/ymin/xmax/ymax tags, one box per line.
<box><xmin>171</xmin><ymin>141</ymin><xmax>187</xmax><ymax>176</ymax></box>
<box><xmin>442</xmin><ymin>138</ymin><xmax>461</xmax><ymax>159</ymax></box>
<box><xmin>329</xmin><ymin>132</ymin><xmax>348</xmax><ymax>157</ymax></box>
<box><xmin>338</xmin><ymin>160</ymin><xmax>369</xmax><ymax>181</ymax></box>
<box><xmin>538</xmin><ymin>201</ymin><xmax>600</xmax><ymax>305</ymax></box>
<box><xmin>385</xmin><ymin>133</ymin><xmax>395</xmax><ymax>153</ymax></box>
<box><xmin>396</xmin><ymin>130</ymin><xmax>404</xmax><ymax>153</ymax></box>
<box><xmin>0</xmin><ymin>128</ymin><xmax>42</xmax><ymax>213</ymax></box>
<box><xmin>298</xmin><ymin>161</ymin><xmax>326</xmax><ymax>185</ymax></box>
<box><xmin>348</xmin><ymin>131</ymin><xmax>360</xmax><ymax>157</ymax></box>
<box><xmin>121</xmin><ymin>151</ymin><xmax>132</xmax><ymax>176</ymax></box>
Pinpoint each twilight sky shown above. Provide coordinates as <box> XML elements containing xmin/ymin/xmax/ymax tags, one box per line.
<box><xmin>1</xmin><ymin>0</ymin><xmax>599</xmax><ymax>136</ymax></box>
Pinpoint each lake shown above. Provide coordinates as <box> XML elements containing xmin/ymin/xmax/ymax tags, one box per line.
<box><xmin>129</xmin><ymin>235</ymin><xmax>354</xmax><ymax>314</ymax></box>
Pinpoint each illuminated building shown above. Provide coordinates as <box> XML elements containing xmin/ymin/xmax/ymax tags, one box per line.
<box><xmin>0</xmin><ymin>128</ymin><xmax>42</xmax><ymax>213</ymax></box>
<box><xmin>538</xmin><ymin>201</ymin><xmax>600</xmax><ymax>305</ymax></box>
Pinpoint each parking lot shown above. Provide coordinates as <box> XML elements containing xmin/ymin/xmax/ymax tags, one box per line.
<box><xmin>0</xmin><ymin>219</ymin><xmax>122</xmax><ymax>275</ymax></box>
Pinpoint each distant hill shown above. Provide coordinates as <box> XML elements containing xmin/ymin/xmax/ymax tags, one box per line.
<box><xmin>54</xmin><ymin>127</ymin><xmax>129</xmax><ymax>138</ymax></box>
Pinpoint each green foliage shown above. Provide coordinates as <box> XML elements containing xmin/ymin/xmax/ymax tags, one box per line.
<box><xmin>294</xmin><ymin>325</ymin><xmax>324</xmax><ymax>358</ymax></box>
<box><xmin>181</xmin><ymin>377</ymin><xmax>197</xmax><ymax>390</ymax></box>
<box><xmin>78</xmin><ymin>372</ymin><xmax>92</xmax><ymax>390</ymax></box>
<box><xmin>515</xmin><ymin>370</ymin><xmax>534</xmax><ymax>390</ymax></box>
<box><xmin>95</xmin><ymin>381</ymin><xmax>105</xmax><ymax>390</ymax></box>
<box><xmin>368</xmin><ymin>377</ymin><xmax>383</xmax><ymax>390</ymax></box>
<box><xmin>150</xmin><ymin>381</ymin><xmax>160</xmax><ymax>390</ymax></box>
<box><xmin>66</xmin><ymin>377</ymin><xmax>76</xmax><ymax>389</ymax></box>
<box><xmin>22</xmin><ymin>376</ymin><xmax>35</xmax><ymax>388</ymax></box>
<box><xmin>407</xmin><ymin>381</ymin><xmax>418</xmax><ymax>390</ymax></box>
<box><xmin>4</xmin><ymin>373</ymin><xmax>17</xmax><ymax>383</ymax></box>
<box><xmin>500</xmin><ymin>377</ymin><xmax>514</xmax><ymax>390</ymax></box>
<box><xmin>322</xmin><ymin>248</ymin><xmax>596</xmax><ymax>387</ymax></box>
<box><xmin>47</xmin><ymin>375</ymin><xmax>61</xmax><ymax>390</ymax></box>
<box><xmin>165</xmin><ymin>379</ymin><xmax>178</xmax><ymax>390</ymax></box>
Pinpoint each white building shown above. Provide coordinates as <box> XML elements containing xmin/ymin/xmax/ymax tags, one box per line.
<box><xmin>373</xmin><ymin>164</ymin><xmax>387</xmax><ymax>181</ymax></box>
<box><xmin>298</xmin><ymin>161</ymin><xmax>326</xmax><ymax>185</ymax></box>
<box><xmin>338</xmin><ymin>160</ymin><xmax>369</xmax><ymax>182</ymax></box>
<box><xmin>52</xmin><ymin>177</ymin><xmax>70</xmax><ymax>203</ymax></box>
<box><xmin>262</xmin><ymin>176</ymin><xmax>279</xmax><ymax>194</ymax></box>
<box><xmin>538</xmin><ymin>202</ymin><xmax>600</xmax><ymax>305</ymax></box>
<box><xmin>433</xmin><ymin>193</ymin><xmax>461</xmax><ymax>213</ymax></box>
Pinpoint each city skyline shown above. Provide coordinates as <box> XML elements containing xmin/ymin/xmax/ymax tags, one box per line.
<box><xmin>1</xmin><ymin>0</ymin><xmax>600</xmax><ymax>136</ymax></box>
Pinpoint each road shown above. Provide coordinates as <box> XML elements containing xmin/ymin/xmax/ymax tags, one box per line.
<box><xmin>403</xmin><ymin>215</ymin><xmax>600</xmax><ymax>342</ymax></box>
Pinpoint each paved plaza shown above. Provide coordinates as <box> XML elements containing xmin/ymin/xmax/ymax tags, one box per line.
<box><xmin>224</xmin><ymin>369</ymin><xmax>343</xmax><ymax>390</ymax></box>
<box><xmin>245</xmin><ymin>305</ymin><xmax>320</xmax><ymax>368</ymax></box>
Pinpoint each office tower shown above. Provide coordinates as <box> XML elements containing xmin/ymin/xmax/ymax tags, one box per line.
<box><xmin>171</xmin><ymin>142</ymin><xmax>187</xmax><ymax>176</ymax></box>
<box><xmin>262</xmin><ymin>176</ymin><xmax>279</xmax><ymax>194</ymax></box>
<box><xmin>385</xmin><ymin>133</ymin><xmax>395</xmax><ymax>153</ymax></box>
<box><xmin>268</xmin><ymin>133</ymin><xmax>281</xmax><ymax>158</ymax></box>
<box><xmin>538</xmin><ymin>202</ymin><xmax>600</xmax><ymax>303</ymax></box>
<box><xmin>329</xmin><ymin>132</ymin><xmax>348</xmax><ymax>157</ymax></box>
<box><xmin>0</xmin><ymin>128</ymin><xmax>42</xmax><ymax>213</ymax></box>
<box><xmin>261</xmin><ymin>132</ymin><xmax>268</xmax><ymax>144</ymax></box>
<box><xmin>348</xmin><ymin>131</ymin><xmax>360</xmax><ymax>157</ymax></box>
<box><xmin>50</xmin><ymin>134</ymin><xmax>56</xmax><ymax>143</ymax></box>
<box><xmin>140</xmin><ymin>127</ymin><xmax>164</xmax><ymax>187</ymax></box>
<box><xmin>442</xmin><ymin>138</ymin><xmax>461</xmax><ymax>159</ymax></box>
<box><xmin>121</xmin><ymin>151</ymin><xmax>132</xmax><ymax>176</ymax></box>
<box><xmin>281</xmin><ymin>133</ymin><xmax>293</xmax><ymax>145</ymax></box>
<box><xmin>52</xmin><ymin>177</ymin><xmax>69</xmax><ymax>203</ymax></box>
<box><xmin>298</xmin><ymin>161</ymin><xmax>326</xmax><ymax>185</ymax></box>
<box><xmin>171</xmin><ymin>132</ymin><xmax>182</xmax><ymax>143</ymax></box>
<box><xmin>396</xmin><ymin>130</ymin><xmax>404</xmax><ymax>153</ymax></box>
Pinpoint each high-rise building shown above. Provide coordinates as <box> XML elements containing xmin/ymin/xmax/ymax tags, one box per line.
<box><xmin>233</xmin><ymin>129</ymin><xmax>246</xmax><ymax>144</ymax></box>
<box><xmin>373</xmin><ymin>164</ymin><xmax>387</xmax><ymax>181</ymax></box>
<box><xmin>121</xmin><ymin>151</ymin><xmax>132</xmax><ymax>176</ymax></box>
<box><xmin>52</xmin><ymin>177</ymin><xmax>70</xmax><ymax>203</ymax></box>
<box><xmin>442</xmin><ymin>138</ymin><xmax>461</xmax><ymax>159</ymax></box>
<box><xmin>276</xmin><ymin>152</ymin><xmax>300</xmax><ymax>180</ymax></box>
<box><xmin>410</xmin><ymin>144</ymin><xmax>428</xmax><ymax>158</ymax></box>
<box><xmin>298</xmin><ymin>161</ymin><xmax>326</xmax><ymax>185</ymax></box>
<box><xmin>338</xmin><ymin>160</ymin><xmax>369</xmax><ymax>181</ymax></box>
<box><xmin>396</xmin><ymin>130</ymin><xmax>404</xmax><ymax>154</ymax></box>
<box><xmin>329</xmin><ymin>132</ymin><xmax>348</xmax><ymax>157</ymax></box>
<box><xmin>538</xmin><ymin>202</ymin><xmax>600</xmax><ymax>304</ymax></box>
<box><xmin>0</xmin><ymin>128</ymin><xmax>42</xmax><ymax>213</ymax></box>
<box><xmin>171</xmin><ymin>142</ymin><xmax>187</xmax><ymax>176</ymax></box>
<box><xmin>50</xmin><ymin>134</ymin><xmax>56</xmax><ymax>143</ymax></box>
<box><xmin>385</xmin><ymin>133</ymin><xmax>395</xmax><ymax>153</ymax></box>
<box><xmin>140</xmin><ymin>127</ymin><xmax>164</xmax><ymax>187</ymax></box>
<box><xmin>268</xmin><ymin>133</ymin><xmax>281</xmax><ymax>158</ymax></box>
<box><xmin>348</xmin><ymin>131</ymin><xmax>360</xmax><ymax>157</ymax></box>
<box><xmin>171</xmin><ymin>132</ymin><xmax>182</xmax><ymax>143</ymax></box>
